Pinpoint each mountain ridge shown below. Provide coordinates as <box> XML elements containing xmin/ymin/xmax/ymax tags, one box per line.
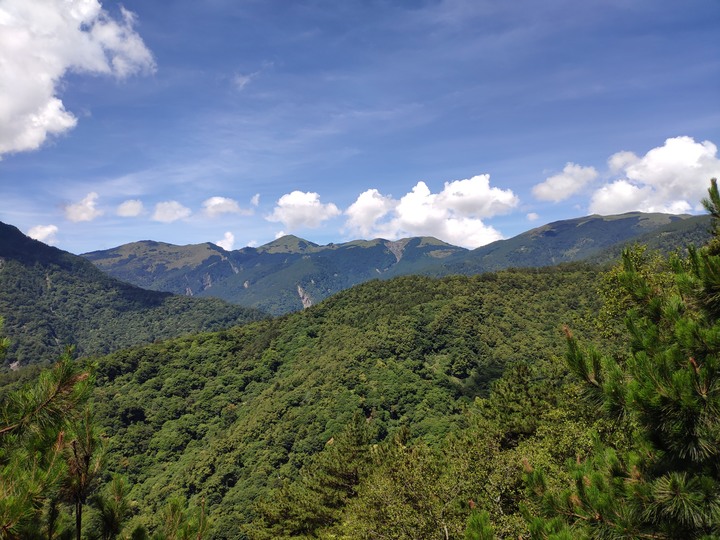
<box><xmin>82</xmin><ymin>212</ymin><xmax>712</xmax><ymax>314</ymax></box>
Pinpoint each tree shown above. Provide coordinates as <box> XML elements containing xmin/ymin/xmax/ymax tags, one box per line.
<box><xmin>61</xmin><ymin>406</ymin><xmax>104</xmax><ymax>540</ymax></box>
<box><xmin>526</xmin><ymin>180</ymin><xmax>720</xmax><ymax>539</ymax></box>
<box><xmin>0</xmin><ymin>345</ymin><xmax>92</xmax><ymax>539</ymax></box>
<box><xmin>92</xmin><ymin>474</ymin><xmax>132</xmax><ymax>540</ymax></box>
<box><xmin>251</xmin><ymin>412</ymin><xmax>376</xmax><ymax>539</ymax></box>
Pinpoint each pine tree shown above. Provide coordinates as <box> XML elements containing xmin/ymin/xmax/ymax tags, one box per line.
<box><xmin>250</xmin><ymin>412</ymin><xmax>375</xmax><ymax>539</ymax></box>
<box><xmin>92</xmin><ymin>474</ymin><xmax>132</xmax><ymax>540</ymax></box>
<box><xmin>526</xmin><ymin>180</ymin><xmax>720</xmax><ymax>539</ymax></box>
<box><xmin>61</xmin><ymin>406</ymin><xmax>104</xmax><ymax>540</ymax></box>
<box><xmin>0</xmin><ymin>345</ymin><xmax>92</xmax><ymax>539</ymax></box>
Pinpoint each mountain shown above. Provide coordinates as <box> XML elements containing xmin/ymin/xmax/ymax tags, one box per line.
<box><xmin>443</xmin><ymin>212</ymin><xmax>712</xmax><ymax>274</ymax></box>
<box><xmin>83</xmin><ymin>213</ymin><xmax>712</xmax><ymax>315</ymax></box>
<box><xmin>84</xmin><ymin>235</ymin><xmax>467</xmax><ymax>314</ymax></box>
<box><xmin>0</xmin><ymin>222</ymin><xmax>265</xmax><ymax>366</ymax></box>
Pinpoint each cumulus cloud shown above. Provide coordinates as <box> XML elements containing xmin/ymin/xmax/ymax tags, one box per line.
<box><xmin>152</xmin><ymin>201</ymin><xmax>191</xmax><ymax>223</ymax></box>
<box><xmin>590</xmin><ymin>137</ymin><xmax>720</xmax><ymax>214</ymax></box>
<box><xmin>0</xmin><ymin>0</ymin><xmax>155</xmax><ymax>157</ymax></box>
<box><xmin>28</xmin><ymin>224</ymin><xmax>58</xmax><ymax>244</ymax></box>
<box><xmin>215</xmin><ymin>231</ymin><xmax>235</xmax><ymax>251</ymax></box>
<box><xmin>266</xmin><ymin>191</ymin><xmax>341</xmax><ymax>230</ymax></box>
<box><xmin>532</xmin><ymin>163</ymin><xmax>599</xmax><ymax>202</ymax></box>
<box><xmin>116</xmin><ymin>199</ymin><xmax>144</xmax><ymax>217</ymax></box>
<box><xmin>527</xmin><ymin>212</ymin><xmax>540</xmax><ymax>222</ymax></box>
<box><xmin>343</xmin><ymin>175</ymin><xmax>518</xmax><ymax>248</ymax></box>
<box><xmin>65</xmin><ymin>192</ymin><xmax>103</xmax><ymax>222</ymax></box>
<box><xmin>202</xmin><ymin>196</ymin><xmax>252</xmax><ymax>217</ymax></box>
<box><xmin>345</xmin><ymin>189</ymin><xmax>395</xmax><ymax>238</ymax></box>
<box><xmin>251</xmin><ymin>193</ymin><xmax>260</xmax><ymax>207</ymax></box>
<box><xmin>437</xmin><ymin>175</ymin><xmax>518</xmax><ymax>217</ymax></box>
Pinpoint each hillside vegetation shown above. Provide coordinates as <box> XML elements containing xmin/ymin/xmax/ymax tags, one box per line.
<box><xmin>0</xmin><ymin>222</ymin><xmax>264</xmax><ymax>366</ymax></box>
<box><xmin>90</xmin><ymin>265</ymin><xmax>602</xmax><ymax>538</ymax></box>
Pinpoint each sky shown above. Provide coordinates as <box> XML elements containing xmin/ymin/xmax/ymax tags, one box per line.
<box><xmin>1</xmin><ymin>0</ymin><xmax>719</xmax><ymax>254</ymax></box>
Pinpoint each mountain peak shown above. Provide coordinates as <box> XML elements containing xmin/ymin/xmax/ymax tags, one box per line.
<box><xmin>257</xmin><ymin>235</ymin><xmax>320</xmax><ymax>254</ymax></box>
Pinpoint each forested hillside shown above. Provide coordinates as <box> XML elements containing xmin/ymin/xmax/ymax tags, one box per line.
<box><xmin>90</xmin><ymin>265</ymin><xmax>602</xmax><ymax>538</ymax></box>
<box><xmin>0</xmin><ymin>222</ymin><xmax>264</xmax><ymax>366</ymax></box>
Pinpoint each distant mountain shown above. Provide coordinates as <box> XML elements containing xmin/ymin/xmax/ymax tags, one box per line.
<box><xmin>0</xmin><ymin>222</ymin><xmax>265</xmax><ymax>366</ymax></box>
<box><xmin>83</xmin><ymin>212</ymin><xmax>713</xmax><ymax>315</ymax></box>
<box><xmin>84</xmin><ymin>235</ymin><xmax>467</xmax><ymax>314</ymax></box>
<box><xmin>443</xmin><ymin>212</ymin><xmax>713</xmax><ymax>274</ymax></box>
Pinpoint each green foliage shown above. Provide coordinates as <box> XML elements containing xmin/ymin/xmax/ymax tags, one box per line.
<box><xmin>0</xmin><ymin>349</ymin><xmax>92</xmax><ymax>538</ymax></box>
<box><xmin>0</xmin><ymin>222</ymin><xmax>264</xmax><ymax>366</ymax></box>
<box><xmin>92</xmin><ymin>474</ymin><xmax>133</xmax><ymax>540</ymax></box>
<box><xmin>87</xmin><ymin>266</ymin><xmax>601</xmax><ymax>538</ymax></box>
<box><xmin>250</xmin><ymin>412</ymin><xmax>376</xmax><ymax>539</ymax></box>
<box><xmin>527</xmin><ymin>226</ymin><xmax>720</xmax><ymax>538</ymax></box>
<box><xmin>464</xmin><ymin>511</ymin><xmax>495</xmax><ymax>540</ymax></box>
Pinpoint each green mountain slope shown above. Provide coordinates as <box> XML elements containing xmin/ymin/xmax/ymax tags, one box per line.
<box><xmin>83</xmin><ymin>213</ymin><xmax>712</xmax><ymax>315</ymax></box>
<box><xmin>0</xmin><ymin>222</ymin><xmax>265</xmax><ymax>366</ymax></box>
<box><xmin>443</xmin><ymin>212</ymin><xmax>711</xmax><ymax>274</ymax></box>
<box><xmin>85</xmin><ymin>235</ymin><xmax>466</xmax><ymax>314</ymax></box>
<box><xmin>92</xmin><ymin>265</ymin><xmax>602</xmax><ymax>537</ymax></box>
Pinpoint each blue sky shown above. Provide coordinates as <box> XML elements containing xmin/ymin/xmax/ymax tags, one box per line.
<box><xmin>1</xmin><ymin>0</ymin><xmax>719</xmax><ymax>253</ymax></box>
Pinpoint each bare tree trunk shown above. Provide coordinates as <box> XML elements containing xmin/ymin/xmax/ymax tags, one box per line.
<box><xmin>76</xmin><ymin>499</ymin><xmax>82</xmax><ymax>540</ymax></box>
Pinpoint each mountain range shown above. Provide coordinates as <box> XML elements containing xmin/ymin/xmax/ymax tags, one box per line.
<box><xmin>83</xmin><ymin>212</ymin><xmax>712</xmax><ymax>314</ymax></box>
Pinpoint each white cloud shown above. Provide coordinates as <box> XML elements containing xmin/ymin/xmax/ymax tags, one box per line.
<box><xmin>608</xmin><ymin>151</ymin><xmax>637</xmax><ymax>173</ymax></box>
<box><xmin>437</xmin><ymin>174</ymin><xmax>518</xmax><ymax>217</ymax></box>
<box><xmin>202</xmin><ymin>196</ymin><xmax>252</xmax><ymax>217</ymax></box>
<box><xmin>532</xmin><ymin>163</ymin><xmax>599</xmax><ymax>202</ymax></box>
<box><xmin>215</xmin><ymin>231</ymin><xmax>235</xmax><ymax>250</ymax></box>
<box><xmin>251</xmin><ymin>193</ymin><xmax>260</xmax><ymax>207</ymax></box>
<box><xmin>116</xmin><ymin>199</ymin><xmax>144</xmax><ymax>217</ymax></box>
<box><xmin>27</xmin><ymin>224</ymin><xmax>58</xmax><ymax>244</ymax></box>
<box><xmin>0</xmin><ymin>0</ymin><xmax>155</xmax><ymax>157</ymax></box>
<box><xmin>65</xmin><ymin>192</ymin><xmax>103</xmax><ymax>222</ymax></box>
<box><xmin>343</xmin><ymin>175</ymin><xmax>518</xmax><ymax>248</ymax></box>
<box><xmin>266</xmin><ymin>191</ymin><xmax>341</xmax><ymax>230</ymax></box>
<box><xmin>152</xmin><ymin>201</ymin><xmax>192</xmax><ymax>223</ymax></box>
<box><xmin>590</xmin><ymin>136</ymin><xmax>720</xmax><ymax>214</ymax></box>
<box><xmin>345</xmin><ymin>189</ymin><xmax>395</xmax><ymax>238</ymax></box>
<box><xmin>527</xmin><ymin>212</ymin><xmax>539</xmax><ymax>221</ymax></box>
